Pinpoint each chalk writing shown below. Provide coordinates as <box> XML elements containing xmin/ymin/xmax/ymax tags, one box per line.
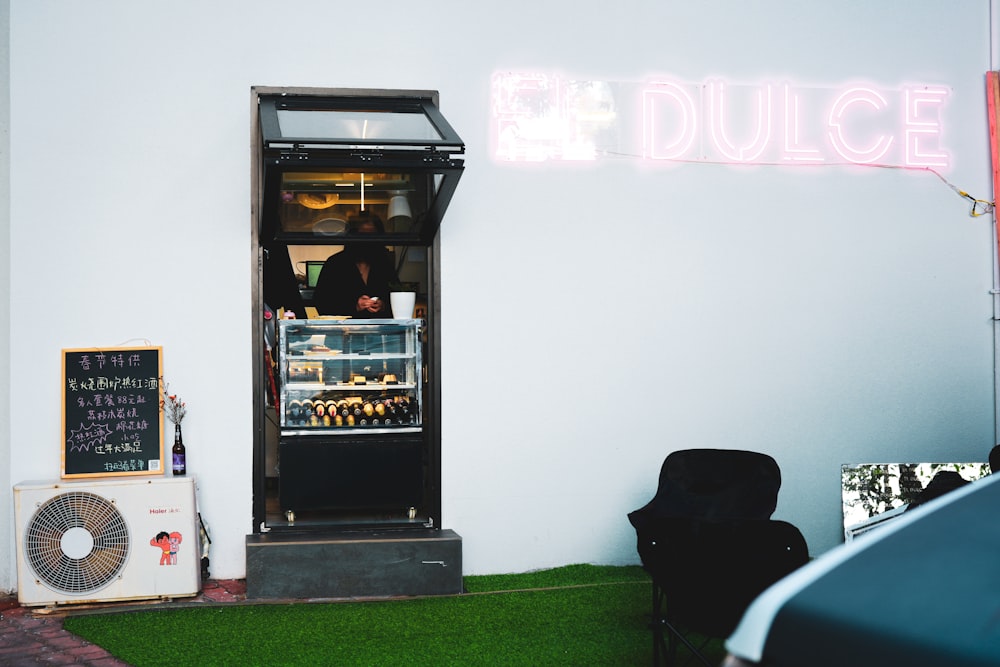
<box><xmin>67</xmin><ymin>422</ymin><xmax>113</xmax><ymax>452</ymax></box>
<box><xmin>103</xmin><ymin>459</ymin><xmax>148</xmax><ymax>473</ymax></box>
<box><xmin>62</xmin><ymin>347</ymin><xmax>163</xmax><ymax>477</ymax></box>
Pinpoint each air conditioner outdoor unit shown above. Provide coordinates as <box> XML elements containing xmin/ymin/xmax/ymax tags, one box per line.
<box><xmin>14</xmin><ymin>476</ymin><xmax>201</xmax><ymax>607</ymax></box>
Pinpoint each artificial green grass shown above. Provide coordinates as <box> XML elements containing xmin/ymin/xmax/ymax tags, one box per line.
<box><xmin>463</xmin><ymin>562</ymin><xmax>652</xmax><ymax>592</ymax></box>
<box><xmin>64</xmin><ymin>564</ymin><xmax>726</xmax><ymax>666</ymax></box>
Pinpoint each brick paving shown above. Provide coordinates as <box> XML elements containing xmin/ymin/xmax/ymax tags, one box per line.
<box><xmin>0</xmin><ymin>580</ymin><xmax>246</xmax><ymax>666</ymax></box>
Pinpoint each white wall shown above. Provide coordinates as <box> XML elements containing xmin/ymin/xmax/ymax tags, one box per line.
<box><xmin>0</xmin><ymin>0</ymin><xmax>10</xmax><ymax>594</ymax></box>
<box><xmin>2</xmin><ymin>0</ymin><xmax>995</xmax><ymax>589</ymax></box>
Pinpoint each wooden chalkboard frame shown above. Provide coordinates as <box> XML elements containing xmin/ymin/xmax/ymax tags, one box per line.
<box><xmin>61</xmin><ymin>346</ymin><xmax>164</xmax><ymax>478</ymax></box>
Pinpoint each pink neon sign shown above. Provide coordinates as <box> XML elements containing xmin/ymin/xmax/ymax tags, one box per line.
<box><xmin>705</xmin><ymin>79</ymin><xmax>771</xmax><ymax>162</ymax></box>
<box><xmin>493</xmin><ymin>72</ymin><xmax>950</xmax><ymax>169</ymax></box>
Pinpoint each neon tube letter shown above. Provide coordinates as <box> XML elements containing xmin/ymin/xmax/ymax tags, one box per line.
<box><xmin>782</xmin><ymin>84</ymin><xmax>823</xmax><ymax>162</ymax></box>
<box><xmin>706</xmin><ymin>79</ymin><xmax>772</xmax><ymax>162</ymax></box>
<box><xmin>642</xmin><ymin>81</ymin><xmax>697</xmax><ymax>160</ymax></box>
<box><xmin>827</xmin><ymin>88</ymin><xmax>893</xmax><ymax>164</ymax></box>
<box><xmin>904</xmin><ymin>86</ymin><xmax>949</xmax><ymax>168</ymax></box>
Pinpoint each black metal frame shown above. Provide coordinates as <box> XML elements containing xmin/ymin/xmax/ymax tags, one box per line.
<box><xmin>649</xmin><ymin>580</ymin><xmax>718</xmax><ymax>667</ymax></box>
<box><xmin>250</xmin><ymin>87</ymin><xmax>462</xmax><ymax>535</ymax></box>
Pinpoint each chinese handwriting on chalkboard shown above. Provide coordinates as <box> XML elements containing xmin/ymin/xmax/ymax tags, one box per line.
<box><xmin>66</xmin><ymin>376</ymin><xmax>159</xmax><ymax>454</ymax></box>
<box><xmin>76</xmin><ymin>352</ymin><xmax>147</xmax><ymax>371</ymax></box>
<box><xmin>104</xmin><ymin>459</ymin><xmax>148</xmax><ymax>472</ymax></box>
<box><xmin>65</xmin><ymin>384</ymin><xmax>157</xmax><ymax>452</ymax></box>
<box><xmin>62</xmin><ymin>346</ymin><xmax>163</xmax><ymax>477</ymax></box>
<box><xmin>67</xmin><ymin>376</ymin><xmax>158</xmax><ymax>392</ymax></box>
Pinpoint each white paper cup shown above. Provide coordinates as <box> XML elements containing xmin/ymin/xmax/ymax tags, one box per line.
<box><xmin>390</xmin><ymin>292</ymin><xmax>416</xmax><ymax>319</ymax></box>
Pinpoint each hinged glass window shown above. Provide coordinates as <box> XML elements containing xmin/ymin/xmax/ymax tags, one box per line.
<box><xmin>259</xmin><ymin>92</ymin><xmax>464</xmax><ymax>245</ymax></box>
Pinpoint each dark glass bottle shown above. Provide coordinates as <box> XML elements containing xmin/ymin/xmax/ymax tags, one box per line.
<box><xmin>172</xmin><ymin>424</ymin><xmax>186</xmax><ymax>476</ymax></box>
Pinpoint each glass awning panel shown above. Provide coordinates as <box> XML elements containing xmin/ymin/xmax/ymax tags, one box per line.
<box><xmin>277</xmin><ymin>109</ymin><xmax>442</xmax><ymax>143</ymax></box>
<box><xmin>259</xmin><ymin>94</ymin><xmax>464</xmax><ymax>153</ymax></box>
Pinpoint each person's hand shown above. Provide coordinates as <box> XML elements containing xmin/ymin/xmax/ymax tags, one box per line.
<box><xmin>357</xmin><ymin>295</ymin><xmax>383</xmax><ymax>313</ymax></box>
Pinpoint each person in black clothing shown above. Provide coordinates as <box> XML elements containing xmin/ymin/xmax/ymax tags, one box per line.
<box><xmin>312</xmin><ymin>214</ymin><xmax>399</xmax><ymax>318</ymax></box>
<box><xmin>904</xmin><ymin>470</ymin><xmax>969</xmax><ymax>511</ymax></box>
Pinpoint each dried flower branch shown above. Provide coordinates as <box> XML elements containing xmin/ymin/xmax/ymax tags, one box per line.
<box><xmin>160</xmin><ymin>377</ymin><xmax>187</xmax><ymax>425</ymax></box>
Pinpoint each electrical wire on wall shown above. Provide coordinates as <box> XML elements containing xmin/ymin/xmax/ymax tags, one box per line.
<box><xmin>919</xmin><ymin>166</ymin><xmax>994</xmax><ymax>218</ymax></box>
<box><xmin>600</xmin><ymin>147</ymin><xmax>996</xmax><ymax>219</ymax></box>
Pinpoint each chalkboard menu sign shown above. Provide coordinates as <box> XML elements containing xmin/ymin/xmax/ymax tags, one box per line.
<box><xmin>61</xmin><ymin>346</ymin><xmax>164</xmax><ymax>478</ymax></box>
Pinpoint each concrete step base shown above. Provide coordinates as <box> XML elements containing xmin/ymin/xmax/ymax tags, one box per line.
<box><xmin>245</xmin><ymin>528</ymin><xmax>462</xmax><ymax>599</ymax></box>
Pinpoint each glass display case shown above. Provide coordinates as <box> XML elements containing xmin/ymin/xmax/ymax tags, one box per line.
<box><xmin>277</xmin><ymin>318</ymin><xmax>423</xmax><ymax>433</ymax></box>
<box><xmin>274</xmin><ymin>318</ymin><xmax>427</xmax><ymax>525</ymax></box>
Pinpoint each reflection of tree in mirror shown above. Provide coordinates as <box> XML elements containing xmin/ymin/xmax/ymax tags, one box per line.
<box><xmin>841</xmin><ymin>462</ymin><xmax>991</xmax><ymax>529</ymax></box>
<box><xmin>842</xmin><ymin>465</ymin><xmax>900</xmax><ymax>520</ymax></box>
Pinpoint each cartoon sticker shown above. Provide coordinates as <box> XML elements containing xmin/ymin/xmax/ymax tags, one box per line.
<box><xmin>150</xmin><ymin>531</ymin><xmax>183</xmax><ymax>565</ymax></box>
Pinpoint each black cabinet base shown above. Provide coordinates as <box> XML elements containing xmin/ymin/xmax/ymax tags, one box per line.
<box><xmin>245</xmin><ymin>528</ymin><xmax>462</xmax><ymax>599</ymax></box>
<box><xmin>278</xmin><ymin>436</ymin><xmax>425</xmax><ymax>514</ymax></box>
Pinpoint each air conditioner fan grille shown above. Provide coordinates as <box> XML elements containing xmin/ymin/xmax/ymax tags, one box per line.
<box><xmin>24</xmin><ymin>490</ymin><xmax>130</xmax><ymax>594</ymax></box>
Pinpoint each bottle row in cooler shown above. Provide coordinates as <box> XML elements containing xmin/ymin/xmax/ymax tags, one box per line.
<box><xmin>284</xmin><ymin>394</ymin><xmax>417</xmax><ymax>428</ymax></box>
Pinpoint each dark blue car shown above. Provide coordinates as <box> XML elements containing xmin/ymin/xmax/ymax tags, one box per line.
<box><xmin>724</xmin><ymin>473</ymin><xmax>1000</xmax><ymax>667</ymax></box>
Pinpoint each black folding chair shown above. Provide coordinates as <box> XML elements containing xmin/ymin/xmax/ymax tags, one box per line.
<box><xmin>628</xmin><ymin>449</ymin><xmax>809</xmax><ymax>666</ymax></box>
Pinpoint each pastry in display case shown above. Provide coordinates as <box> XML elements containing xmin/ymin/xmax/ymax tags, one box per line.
<box><xmin>277</xmin><ymin>318</ymin><xmax>423</xmax><ymax>432</ymax></box>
